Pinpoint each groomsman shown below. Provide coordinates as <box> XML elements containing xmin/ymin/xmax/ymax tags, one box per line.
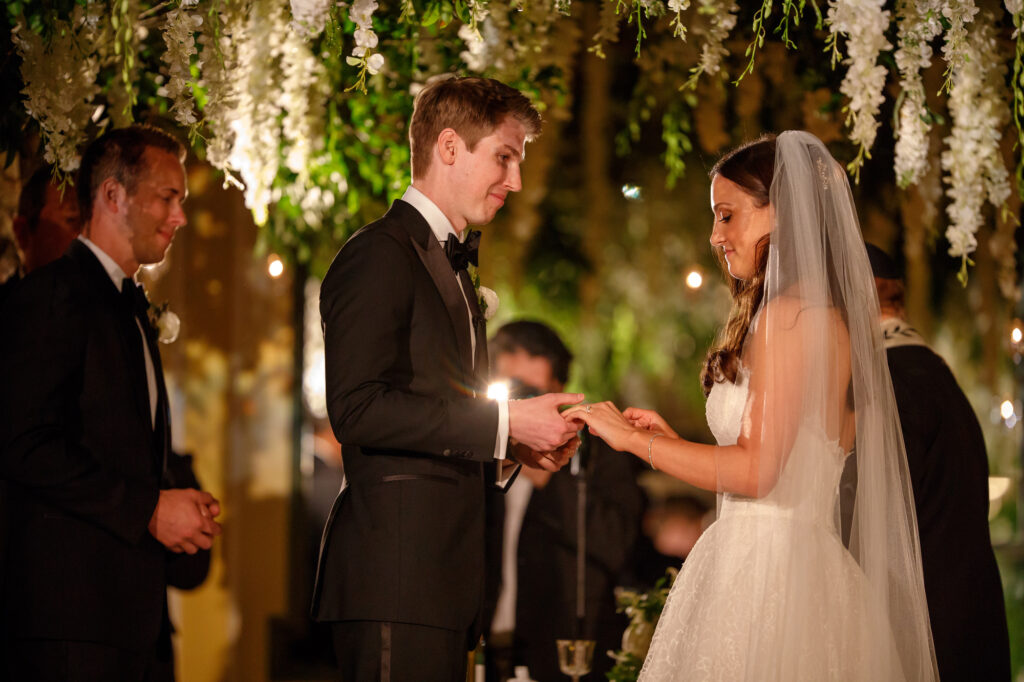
<box><xmin>0</xmin><ymin>124</ymin><xmax>221</xmax><ymax>681</ymax></box>
<box><xmin>485</xmin><ymin>321</ymin><xmax>642</xmax><ymax>682</ymax></box>
<box><xmin>313</xmin><ymin>77</ymin><xmax>582</xmax><ymax>680</ymax></box>
<box><xmin>865</xmin><ymin>243</ymin><xmax>1011</xmax><ymax>682</ymax></box>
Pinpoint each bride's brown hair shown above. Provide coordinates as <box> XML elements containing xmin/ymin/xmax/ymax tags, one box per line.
<box><xmin>700</xmin><ymin>134</ymin><xmax>776</xmax><ymax>397</ymax></box>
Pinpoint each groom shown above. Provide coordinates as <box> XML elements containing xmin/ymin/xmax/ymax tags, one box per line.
<box><xmin>313</xmin><ymin>77</ymin><xmax>582</xmax><ymax>680</ymax></box>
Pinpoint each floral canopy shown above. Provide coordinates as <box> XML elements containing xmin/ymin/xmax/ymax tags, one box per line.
<box><xmin>3</xmin><ymin>0</ymin><xmax>1022</xmax><ymax>294</ymax></box>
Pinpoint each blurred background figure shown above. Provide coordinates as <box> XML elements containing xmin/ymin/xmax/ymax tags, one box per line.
<box><xmin>645</xmin><ymin>495</ymin><xmax>711</xmax><ymax>562</ymax></box>
<box><xmin>484</xmin><ymin>320</ymin><xmax>643</xmax><ymax>682</ymax></box>
<box><xmin>12</xmin><ymin>164</ymin><xmax>82</xmax><ymax>274</ymax></box>
<box><xmin>1</xmin><ymin>164</ymin><xmax>82</xmax><ymax>302</ymax></box>
<box><xmin>855</xmin><ymin>243</ymin><xmax>1011</xmax><ymax>682</ymax></box>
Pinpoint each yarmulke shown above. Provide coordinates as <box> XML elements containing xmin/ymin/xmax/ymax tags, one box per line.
<box><xmin>864</xmin><ymin>242</ymin><xmax>901</xmax><ymax>280</ymax></box>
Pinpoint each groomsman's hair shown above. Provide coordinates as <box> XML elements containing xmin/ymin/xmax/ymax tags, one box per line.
<box><xmin>77</xmin><ymin>124</ymin><xmax>186</xmax><ymax>222</ymax></box>
<box><xmin>409</xmin><ymin>77</ymin><xmax>542</xmax><ymax>179</ymax></box>
<box><xmin>490</xmin><ymin>320</ymin><xmax>573</xmax><ymax>386</ymax></box>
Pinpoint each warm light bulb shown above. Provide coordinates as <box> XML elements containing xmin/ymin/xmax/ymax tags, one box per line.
<box><xmin>268</xmin><ymin>256</ymin><xmax>284</xmax><ymax>278</ymax></box>
<box><xmin>685</xmin><ymin>270</ymin><xmax>703</xmax><ymax>289</ymax></box>
<box><xmin>487</xmin><ymin>381</ymin><xmax>509</xmax><ymax>401</ymax></box>
<box><xmin>1012</xmin><ymin>327</ymin><xmax>1023</xmax><ymax>344</ymax></box>
<box><xmin>1000</xmin><ymin>400</ymin><xmax>1015</xmax><ymax>421</ymax></box>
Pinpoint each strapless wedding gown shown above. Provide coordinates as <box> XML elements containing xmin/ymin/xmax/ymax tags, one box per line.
<box><xmin>639</xmin><ymin>371</ymin><xmax>906</xmax><ymax>681</ymax></box>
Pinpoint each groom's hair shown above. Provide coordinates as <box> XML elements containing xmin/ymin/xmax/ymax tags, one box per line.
<box><xmin>490</xmin><ymin>320</ymin><xmax>573</xmax><ymax>386</ymax></box>
<box><xmin>78</xmin><ymin>124</ymin><xmax>186</xmax><ymax>223</ymax></box>
<box><xmin>409</xmin><ymin>77</ymin><xmax>542</xmax><ymax>179</ymax></box>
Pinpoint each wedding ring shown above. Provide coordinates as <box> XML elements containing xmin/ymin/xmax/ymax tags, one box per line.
<box><xmin>585</xmin><ymin>404</ymin><xmax>592</xmax><ymax>414</ymax></box>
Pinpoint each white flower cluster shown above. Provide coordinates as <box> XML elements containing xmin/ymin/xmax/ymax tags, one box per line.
<box><xmin>459</xmin><ymin>0</ymin><xmax>492</xmax><ymax>72</ymax></box>
<box><xmin>290</xmin><ymin>0</ymin><xmax>331</xmax><ymax>37</ymax></box>
<box><xmin>160</xmin><ymin>4</ymin><xmax>203</xmax><ymax>127</ymax></box>
<box><xmin>893</xmin><ymin>0</ymin><xmax>944</xmax><ymax>188</ymax></box>
<box><xmin>13</xmin><ymin>5</ymin><xmax>102</xmax><ymax>172</ymax></box>
<box><xmin>693</xmin><ymin>0</ymin><xmax>739</xmax><ymax>78</ymax></box>
<box><xmin>198</xmin><ymin>5</ymin><xmax>243</xmax><ymax>178</ymax></box>
<box><xmin>940</xmin><ymin>0</ymin><xmax>980</xmax><ymax>85</ymax></box>
<box><xmin>1008</xmin><ymin>0</ymin><xmax>1024</xmax><ymax>15</ymax></box>
<box><xmin>349</xmin><ymin>0</ymin><xmax>385</xmax><ymax>76</ymax></box>
<box><xmin>828</xmin><ymin>0</ymin><xmax>891</xmax><ymax>178</ymax></box>
<box><xmin>667</xmin><ymin>0</ymin><xmax>691</xmax><ymax>40</ymax></box>
<box><xmin>228</xmin><ymin>0</ymin><xmax>288</xmax><ymax>225</ymax></box>
<box><xmin>941</xmin><ymin>10</ymin><xmax>1010</xmax><ymax>261</ymax></box>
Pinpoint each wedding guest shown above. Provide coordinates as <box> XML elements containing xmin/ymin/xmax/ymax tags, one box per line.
<box><xmin>484</xmin><ymin>321</ymin><xmax>642</xmax><ymax>682</ymax></box>
<box><xmin>864</xmin><ymin>243</ymin><xmax>1011</xmax><ymax>681</ymax></box>
<box><xmin>312</xmin><ymin>77</ymin><xmax>582</xmax><ymax>680</ymax></box>
<box><xmin>0</xmin><ymin>124</ymin><xmax>221</xmax><ymax>682</ymax></box>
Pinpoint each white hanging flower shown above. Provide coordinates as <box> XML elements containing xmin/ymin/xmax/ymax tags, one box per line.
<box><xmin>459</xmin><ymin>0</ymin><xmax>491</xmax><ymax>72</ymax></box>
<box><xmin>13</xmin><ymin>5</ymin><xmax>102</xmax><ymax>173</ymax></box>
<box><xmin>281</xmin><ymin>22</ymin><xmax>327</xmax><ymax>186</ymax></box>
<box><xmin>827</xmin><ymin>0</ymin><xmax>891</xmax><ymax>180</ymax></box>
<box><xmin>347</xmin><ymin>0</ymin><xmax>385</xmax><ymax>87</ymax></box>
<box><xmin>290</xmin><ymin>0</ymin><xmax>330</xmax><ymax>38</ymax></box>
<box><xmin>690</xmin><ymin>0</ymin><xmax>739</xmax><ymax>82</ymax></box>
<box><xmin>1007</xmin><ymin>0</ymin><xmax>1024</xmax><ymax>14</ymax></box>
<box><xmin>198</xmin><ymin>7</ymin><xmax>243</xmax><ymax>179</ymax></box>
<box><xmin>892</xmin><ymin>0</ymin><xmax>944</xmax><ymax>188</ymax></box>
<box><xmin>666</xmin><ymin>0</ymin><xmax>690</xmax><ymax>40</ymax></box>
<box><xmin>227</xmin><ymin>0</ymin><xmax>288</xmax><ymax>225</ymax></box>
<box><xmin>160</xmin><ymin>4</ymin><xmax>203</xmax><ymax>128</ymax></box>
<box><xmin>940</xmin><ymin>0</ymin><xmax>980</xmax><ymax>89</ymax></box>
<box><xmin>941</xmin><ymin>10</ymin><xmax>1010</xmax><ymax>269</ymax></box>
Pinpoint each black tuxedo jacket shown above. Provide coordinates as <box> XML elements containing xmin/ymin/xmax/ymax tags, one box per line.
<box><xmin>886</xmin><ymin>345</ymin><xmax>1010</xmax><ymax>681</ymax></box>
<box><xmin>0</xmin><ymin>240</ymin><xmax>201</xmax><ymax>654</ymax></box>
<box><xmin>312</xmin><ymin>200</ymin><xmax>504</xmax><ymax>638</ymax></box>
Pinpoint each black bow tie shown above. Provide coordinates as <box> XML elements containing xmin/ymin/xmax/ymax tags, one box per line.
<box><xmin>121</xmin><ymin>278</ymin><xmax>151</xmax><ymax>321</ymax></box>
<box><xmin>444</xmin><ymin>231</ymin><xmax>480</xmax><ymax>271</ymax></box>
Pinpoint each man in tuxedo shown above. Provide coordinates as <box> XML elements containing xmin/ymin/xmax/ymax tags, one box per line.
<box><xmin>863</xmin><ymin>243</ymin><xmax>1011</xmax><ymax>681</ymax></box>
<box><xmin>484</xmin><ymin>321</ymin><xmax>641</xmax><ymax>682</ymax></box>
<box><xmin>313</xmin><ymin>77</ymin><xmax>583</xmax><ymax>680</ymax></box>
<box><xmin>0</xmin><ymin>124</ymin><xmax>222</xmax><ymax>681</ymax></box>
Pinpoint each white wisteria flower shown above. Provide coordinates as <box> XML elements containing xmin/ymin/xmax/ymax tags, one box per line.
<box><xmin>667</xmin><ymin>0</ymin><xmax>690</xmax><ymax>40</ymax></box>
<box><xmin>290</xmin><ymin>0</ymin><xmax>331</xmax><ymax>37</ymax></box>
<box><xmin>940</xmin><ymin>0</ymin><xmax>980</xmax><ymax>86</ymax></box>
<box><xmin>198</xmin><ymin>7</ymin><xmax>243</xmax><ymax>179</ymax></box>
<box><xmin>941</xmin><ymin>10</ymin><xmax>1010</xmax><ymax>272</ymax></box>
<box><xmin>691</xmin><ymin>0</ymin><xmax>739</xmax><ymax>81</ymax></box>
<box><xmin>13</xmin><ymin>5</ymin><xmax>102</xmax><ymax>173</ymax></box>
<box><xmin>828</xmin><ymin>0</ymin><xmax>891</xmax><ymax>179</ymax></box>
<box><xmin>281</xmin><ymin>25</ymin><xmax>327</xmax><ymax>183</ymax></box>
<box><xmin>893</xmin><ymin>0</ymin><xmax>944</xmax><ymax>188</ymax></box>
<box><xmin>459</xmin><ymin>0</ymin><xmax>491</xmax><ymax>72</ymax></box>
<box><xmin>160</xmin><ymin>6</ymin><xmax>203</xmax><ymax>127</ymax></box>
<box><xmin>348</xmin><ymin>0</ymin><xmax>385</xmax><ymax>77</ymax></box>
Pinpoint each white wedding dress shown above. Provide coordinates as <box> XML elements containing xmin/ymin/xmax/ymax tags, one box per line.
<box><xmin>638</xmin><ymin>368</ymin><xmax>907</xmax><ymax>681</ymax></box>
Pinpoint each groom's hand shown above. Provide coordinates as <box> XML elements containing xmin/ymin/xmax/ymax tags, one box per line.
<box><xmin>149</xmin><ymin>488</ymin><xmax>223</xmax><ymax>554</ymax></box>
<box><xmin>507</xmin><ymin>392</ymin><xmax>583</xmax><ymax>453</ymax></box>
<box><xmin>511</xmin><ymin>435</ymin><xmax>580</xmax><ymax>473</ymax></box>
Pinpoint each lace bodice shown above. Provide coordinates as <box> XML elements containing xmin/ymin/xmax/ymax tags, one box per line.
<box><xmin>705</xmin><ymin>371</ymin><xmax>846</xmax><ymax>528</ymax></box>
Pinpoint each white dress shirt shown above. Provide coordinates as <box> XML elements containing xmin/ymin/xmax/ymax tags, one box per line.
<box><xmin>78</xmin><ymin>235</ymin><xmax>157</xmax><ymax>427</ymax></box>
<box><xmin>401</xmin><ymin>186</ymin><xmax>510</xmax><ymax>464</ymax></box>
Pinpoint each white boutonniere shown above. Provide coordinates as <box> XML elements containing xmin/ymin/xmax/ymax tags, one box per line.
<box><xmin>468</xmin><ymin>265</ymin><xmax>498</xmax><ymax>321</ymax></box>
<box><xmin>146</xmin><ymin>301</ymin><xmax>181</xmax><ymax>344</ymax></box>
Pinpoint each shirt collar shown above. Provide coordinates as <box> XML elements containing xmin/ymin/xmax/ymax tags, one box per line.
<box><xmin>401</xmin><ymin>186</ymin><xmax>458</xmax><ymax>244</ymax></box>
<box><xmin>77</xmin><ymin>235</ymin><xmax>130</xmax><ymax>292</ymax></box>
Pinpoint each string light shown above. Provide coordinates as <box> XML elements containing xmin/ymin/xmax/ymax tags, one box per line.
<box><xmin>685</xmin><ymin>270</ymin><xmax>703</xmax><ymax>289</ymax></box>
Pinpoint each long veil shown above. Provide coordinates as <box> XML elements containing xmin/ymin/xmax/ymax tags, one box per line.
<box><xmin>641</xmin><ymin>131</ymin><xmax>937</xmax><ymax>681</ymax></box>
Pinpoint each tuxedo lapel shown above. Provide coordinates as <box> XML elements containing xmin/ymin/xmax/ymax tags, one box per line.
<box><xmin>391</xmin><ymin>202</ymin><xmax>475</xmax><ymax>373</ymax></box>
<box><xmin>458</xmin><ymin>269</ymin><xmax>489</xmax><ymax>385</ymax></box>
<box><xmin>67</xmin><ymin>241</ymin><xmax>154</xmax><ymax>436</ymax></box>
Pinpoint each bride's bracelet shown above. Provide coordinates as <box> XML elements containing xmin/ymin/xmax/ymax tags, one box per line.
<box><xmin>647</xmin><ymin>433</ymin><xmax>664</xmax><ymax>470</ymax></box>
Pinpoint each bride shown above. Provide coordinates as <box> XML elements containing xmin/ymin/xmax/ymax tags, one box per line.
<box><xmin>564</xmin><ymin>131</ymin><xmax>938</xmax><ymax>681</ymax></box>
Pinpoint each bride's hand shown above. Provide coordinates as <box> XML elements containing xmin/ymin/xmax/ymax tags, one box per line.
<box><xmin>562</xmin><ymin>401</ymin><xmax>640</xmax><ymax>453</ymax></box>
<box><xmin>622</xmin><ymin>407</ymin><xmax>679</xmax><ymax>439</ymax></box>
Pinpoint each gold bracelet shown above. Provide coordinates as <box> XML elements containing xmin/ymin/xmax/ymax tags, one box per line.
<box><xmin>647</xmin><ymin>433</ymin><xmax>664</xmax><ymax>470</ymax></box>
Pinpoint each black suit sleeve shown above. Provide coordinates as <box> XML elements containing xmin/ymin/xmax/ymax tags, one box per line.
<box><xmin>321</xmin><ymin>231</ymin><xmax>498</xmax><ymax>460</ymax></box>
<box><xmin>0</xmin><ymin>271</ymin><xmax>158</xmax><ymax>545</ymax></box>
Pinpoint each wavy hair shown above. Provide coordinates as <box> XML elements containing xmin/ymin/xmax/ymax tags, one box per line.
<box><xmin>700</xmin><ymin>134</ymin><xmax>775</xmax><ymax>396</ymax></box>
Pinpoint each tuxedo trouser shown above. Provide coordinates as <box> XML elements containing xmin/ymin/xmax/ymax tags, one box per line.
<box><xmin>332</xmin><ymin>620</ymin><xmax>467</xmax><ymax>682</ymax></box>
<box><xmin>2</xmin><ymin>638</ymin><xmax>170</xmax><ymax>682</ymax></box>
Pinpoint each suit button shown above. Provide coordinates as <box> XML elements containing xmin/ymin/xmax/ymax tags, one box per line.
<box><xmin>443</xmin><ymin>448</ymin><xmax>452</xmax><ymax>456</ymax></box>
